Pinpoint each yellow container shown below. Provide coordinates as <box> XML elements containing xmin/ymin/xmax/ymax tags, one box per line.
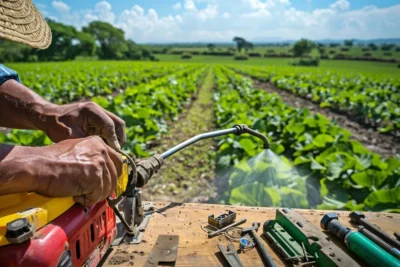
<box><xmin>0</xmin><ymin>161</ymin><xmax>129</xmax><ymax>247</ymax></box>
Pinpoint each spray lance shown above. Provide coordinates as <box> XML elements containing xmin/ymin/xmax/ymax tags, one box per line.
<box><xmin>108</xmin><ymin>124</ymin><xmax>270</xmax><ymax>236</ymax></box>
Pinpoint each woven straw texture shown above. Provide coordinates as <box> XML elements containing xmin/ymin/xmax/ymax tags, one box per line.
<box><xmin>0</xmin><ymin>0</ymin><xmax>52</xmax><ymax>49</ymax></box>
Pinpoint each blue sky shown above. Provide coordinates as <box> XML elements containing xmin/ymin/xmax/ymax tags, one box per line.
<box><xmin>33</xmin><ymin>0</ymin><xmax>400</xmax><ymax>43</ymax></box>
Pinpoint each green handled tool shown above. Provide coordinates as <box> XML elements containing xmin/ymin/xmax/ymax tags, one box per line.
<box><xmin>321</xmin><ymin>213</ymin><xmax>400</xmax><ymax>267</ymax></box>
<box><xmin>263</xmin><ymin>208</ymin><xmax>360</xmax><ymax>267</ymax></box>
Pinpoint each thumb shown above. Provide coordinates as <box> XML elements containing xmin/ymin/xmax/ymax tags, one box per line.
<box><xmin>102</xmin><ymin>125</ymin><xmax>121</xmax><ymax>151</ymax></box>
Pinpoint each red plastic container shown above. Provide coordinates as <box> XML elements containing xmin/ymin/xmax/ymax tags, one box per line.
<box><xmin>0</xmin><ymin>200</ymin><xmax>117</xmax><ymax>267</ymax></box>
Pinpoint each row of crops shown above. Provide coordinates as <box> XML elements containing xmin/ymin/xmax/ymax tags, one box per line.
<box><xmin>3</xmin><ymin>62</ymin><xmax>207</xmax><ymax>158</ymax></box>
<box><xmin>231</xmin><ymin>66</ymin><xmax>400</xmax><ymax>135</ymax></box>
<box><xmin>214</xmin><ymin>66</ymin><xmax>400</xmax><ymax>212</ymax></box>
<box><xmin>2</xmin><ymin>61</ymin><xmax>399</xmax><ymax>212</ymax></box>
<box><xmin>10</xmin><ymin>62</ymin><xmax>194</xmax><ymax>104</ymax></box>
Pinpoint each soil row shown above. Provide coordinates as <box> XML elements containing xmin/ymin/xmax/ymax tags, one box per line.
<box><xmin>143</xmin><ymin>70</ymin><xmax>217</xmax><ymax>202</ymax></box>
<box><xmin>252</xmin><ymin>80</ymin><xmax>400</xmax><ymax>158</ymax></box>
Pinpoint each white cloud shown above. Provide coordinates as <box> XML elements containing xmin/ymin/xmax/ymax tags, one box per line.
<box><xmin>117</xmin><ymin>6</ymin><xmax>182</xmax><ymax>42</ymax></box>
<box><xmin>222</xmin><ymin>12</ymin><xmax>230</xmax><ymax>18</ymax></box>
<box><xmin>94</xmin><ymin>1</ymin><xmax>115</xmax><ymax>24</ymax></box>
<box><xmin>48</xmin><ymin>0</ymin><xmax>400</xmax><ymax>43</ymax></box>
<box><xmin>330</xmin><ymin>0</ymin><xmax>350</xmax><ymax>11</ymax></box>
<box><xmin>175</xmin><ymin>15</ymin><xmax>183</xmax><ymax>22</ymax></box>
<box><xmin>184</xmin><ymin>0</ymin><xmax>197</xmax><ymax>11</ymax></box>
<box><xmin>277</xmin><ymin>0</ymin><xmax>291</xmax><ymax>5</ymax></box>
<box><xmin>52</xmin><ymin>1</ymin><xmax>70</xmax><ymax>13</ymax></box>
<box><xmin>197</xmin><ymin>4</ymin><xmax>218</xmax><ymax>21</ymax></box>
<box><xmin>243</xmin><ymin>0</ymin><xmax>274</xmax><ymax>10</ymax></box>
<box><xmin>242</xmin><ymin>9</ymin><xmax>271</xmax><ymax>18</ymax></box>
<box><xmin>173</xmin><ymin>2</ymin><xmax>182</xmax><ymax>10</ymax></box>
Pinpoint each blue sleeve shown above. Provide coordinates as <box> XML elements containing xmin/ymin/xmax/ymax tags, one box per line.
<box><xmin>0</xmin><ymin>64</ymin><xmax>21</xmax><ymax>85</ymax></box>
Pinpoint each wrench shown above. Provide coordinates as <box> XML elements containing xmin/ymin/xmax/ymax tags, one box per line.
<box><xmin>242</xmin><ymin>222</ymin><xmax>276</xmax><ymax>267</ymax></box>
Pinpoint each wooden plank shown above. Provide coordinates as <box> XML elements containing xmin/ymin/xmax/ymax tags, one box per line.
<box><xmin>104</xmin><ymin>202</ymin><xmax>400</xmax><ymax>266</ymax></box>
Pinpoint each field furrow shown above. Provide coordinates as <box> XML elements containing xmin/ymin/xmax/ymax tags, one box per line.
<box><xmin>144</xmin><ymin>70</ymin><xmax>217</xmax><ymax>202</ymax></box>
<box><xmin>230</xmin><ymin>65</ymin><xmax>400</xmax><ymax>137</ymax></box>
<box><xmin>251</xmin><ymin>79</ymin><xmax>400</xmax><ymax>157</ymax></box>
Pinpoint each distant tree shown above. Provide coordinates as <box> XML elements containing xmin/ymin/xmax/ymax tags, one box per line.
<box><xmin>83</xmin><ymin>21</ymin><xmax>128</xmax><ymax>60</ymax></box>
<box><xmin>368</xmin><ymin>43</ymin><xmax>378</xmax><ymax>51</ymax></box>
<box><xmin>76</xmin><ymin>31</ymin><xmax>96</xmax><ymax>57</ymax></box>
<box><xmin>233</xmin><ymin>36</ymin><xmax>246</xmax><ymax>52</ymax></box>
<box><xmin>243</xmin><ymin>41</ymin><xmax>254</xmax><ymax>52</ymax></box>
<box><xmin>293</xmin><ymin>39</ymin><xmax>315</xmax><ymax>57</ymax></box>
<box><xmin>329</xmin><ymin>43</ymin><xmax>340</xmax><ymax>48</ymax></box>
<box><xmin>207</xmin><ymin>43</ymin><xmax>216</xmax><ymax>52</ymax></box>
<box><xmin>0</xmin><ymin>40</ymin><xmax>32</xmax><ymax>62</ymax></box>
<box><xmin>344</xmin><ymin>39</ymin><xmax>353</xmax><ymax>47</ymax></box>
<box><xmin>124</xmin><ymin>40</ymin><xmax>143</xmax><ymax>60</ymax></box>
<box><xmin>318</xmin><ymin>46</ymin><xmax>326</xmax><ymax>57</ymax></box>
<box><xmin>35</xmin><ymin>20</ymin><xmax>84</xmax><ymax>61</ymax></box>
<box><xmin>381</xmin><ymin>43</ymin><xmax>395</xmax><ymax>51</ymax></box>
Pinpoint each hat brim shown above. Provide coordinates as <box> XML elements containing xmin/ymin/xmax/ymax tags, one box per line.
<box><xmin>0</xmin><ymin>0</ymin><xmax>52</xmax><ymax>49</ymax></box>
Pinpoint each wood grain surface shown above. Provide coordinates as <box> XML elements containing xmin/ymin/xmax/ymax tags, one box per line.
<box><xmin>104</xmin><ymin>202</ymin><xmax>400</xmax><ymax>267</ymax></box>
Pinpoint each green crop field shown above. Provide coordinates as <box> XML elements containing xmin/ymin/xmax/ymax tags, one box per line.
<box><xmin>156</xmin><ymin>54</ymin><xmax>400</xmax><ymax>76</ymax></box>
<box><xmin>152</xmin><ymin>44</ymin><xmax>400</xmax><ymax>61</ymax></box>
<box><xmin>2</xmin><ymin>60</ymin><xmax>400</xmax><ymax>212</ymax></box>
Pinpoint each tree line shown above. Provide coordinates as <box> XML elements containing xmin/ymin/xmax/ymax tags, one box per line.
<box><xmin>0</xmin><ymin>20</ymin><xmax>156</xmax><ymax>63</ymax></box>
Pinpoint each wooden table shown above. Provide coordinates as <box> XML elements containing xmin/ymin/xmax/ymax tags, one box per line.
<box><xmin>104</xmin><ymin>202</ymin><xmax>400</xmax><ymax>266</ymax></box>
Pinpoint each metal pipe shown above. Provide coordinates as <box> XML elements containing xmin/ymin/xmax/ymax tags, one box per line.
<box><xmin>161</xmin><ymin>124</ymin><xmax>270</xmax><ymax>159</ymax></box>
<box><xmin>355</xmin><ymin>218</ymin><xmax>400</xmax><ymax>250</ymax></box>
<box><xmin>358</xmin><ymin>226</ymin><xmax>400</xmax><ymax>260</ymax></box>
<box><xmin>161</xmin><ymin>128</ymin><xmax>238</xmax><ymax>159</ymax></box>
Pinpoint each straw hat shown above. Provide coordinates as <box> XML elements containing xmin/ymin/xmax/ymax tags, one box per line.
<box><xmin>0</xmin><ymin>0</ymin><xmax>52</xmax><ymax>49</ymax></box>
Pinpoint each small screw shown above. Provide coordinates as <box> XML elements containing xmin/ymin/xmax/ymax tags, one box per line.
<box><xmin>329</xmin><ymin>253</ymin><xmax>335</xmax><ymax>257</ymax></box>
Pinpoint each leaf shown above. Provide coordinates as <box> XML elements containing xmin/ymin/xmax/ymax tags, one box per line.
<box><xmin>351</xmin><ymin>170</ymin><xmax>388</xmax><ymax>188</ymax></box>
<box><xmin>235</xmin><ymin>160</ymin><xmax>252</xmax><ymax>173</ymax></box>
<box><xmin>270</xmin><ymin>143</ymin><xmax>285</xmax><ymax>155</ymax></box>
<box><xmin>239</xmin><ymin>138</ymin><xmax>257</xmax><ymax>156</ymax></box>
<box><xmin>294</xmin><ymin>156</ymin><xmax>311</xmax><ymax>165</ymax></box>
<box><xmin>217</xmin><ymin>155</ymin><xmax>231</xmax><ymax>169</ymax></box>
<box><xmin>324</xmin><ymin>152</ymin><xmax>356</xmax><ymax>180</ymax></box>
<box><xmin>364</xmin><ymin>187</ymin><xmax>400</xmax><ymax>208</ymax></box>
<box><xmin>378</xmin><ymin>124</ymin><xmax>394</xmax><ymax>133</ymax></box>
<box><xmin>320</xmin><ymin>102</ymin><xmax>332</xmax><ymax>108</ymax></box>
<box><xmin>229</xmin><ymin>183</ymin><xmax>273</xmax><ymax>207</ymax></box>
<box><xmin>264</xmin><ymin>188</ymin><xmax>281</xmax><ymax>205</ymax></box>
<box><xmin>313</xmin><ymin>134</ymin><xmax>335</xmax><ymax>148</ymax></box>
<box><xmin>279</xmin><ymin>187</ymin><xmax>308</xmax><ymax>208</ymax></box>
<box><xmin>311</xmin><ymin>159</ymin><xmax>326</xmax><ymax>171</ymax></box>
<box><xmin>92</xmin><ymin>96</ymin><xmax>109</xmax><ymax>109</ymax></box>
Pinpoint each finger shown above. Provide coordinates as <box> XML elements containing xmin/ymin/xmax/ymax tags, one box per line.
<box><xmin>105</xmin><ymin>110</ymin><xmax>126</xmax><ymax>147</ymax></box>
<box><xmin>101</xmin><ymin>159</ymin><xmax>113</xmax><ymax>200</ymax></box>
<box><xmin>106</xmin><ymin>146</ymin><xmax>124</xmax><ymax>177</ymax></box>
<box><xmin>104</xmin><ymin>152</ymin><xmax>118</xmax><ymax>195</ymax></box>
<box><xmin>84</xmin><ymin>103</ymin><xmax>121</xmax><ymax>150</ymax></box>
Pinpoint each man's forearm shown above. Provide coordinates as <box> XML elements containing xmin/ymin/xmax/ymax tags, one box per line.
<box><xmin>0</xmin><ymin>144</ymin><xmax>36</xmax><ymax>195</ymax></box>
<box><xmin>0</xmin><ymin>79</ymin><xmax>54</xmax><ymax>131</ymax></box>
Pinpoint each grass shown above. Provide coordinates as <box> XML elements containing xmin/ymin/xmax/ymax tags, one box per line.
<box><xmin>152</xmin><ymin>44</ymin><xmax>400</xmax><ymax>60</ymax></box>
<box><xmin>157</xmin><ymin>54</ymin><xmax>400</xmax><ymax>77</ymax></box>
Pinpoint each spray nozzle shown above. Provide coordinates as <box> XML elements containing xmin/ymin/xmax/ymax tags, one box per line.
<box><xmin>233</xmin><ymin>124</ymin><xmax>270</xmax><ymax>149</ymax></box>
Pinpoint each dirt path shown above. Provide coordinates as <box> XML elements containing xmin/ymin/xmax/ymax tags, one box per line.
<box><xmin>143</xmin><ymin>70</ymin><xmax>217</xmax><ymax>202</ymax></box>
<box><xmin>253</xmin><ymin>80</ymin><xmax>400</xmax><ymax>158</ymax></box>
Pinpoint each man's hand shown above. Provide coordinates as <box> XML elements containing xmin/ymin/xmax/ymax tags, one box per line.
<box><xmin>0</xmin><ymin>80</ymin><xmax>126</xmax><ymax>150</ymax></box>
<box><xmin>34</xmin><ymin>136</ymin><xmax>123</xmax><ymax>206</ymax></box>
<box><xmin>43</xmin><ymin>102</ymin><xmax>126</xmax><ymax>151</ymax></box>
<box><xmin>0</xmin><ymin>137</ymin><xmax>123</xmax><ymax>206</ymax></box>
